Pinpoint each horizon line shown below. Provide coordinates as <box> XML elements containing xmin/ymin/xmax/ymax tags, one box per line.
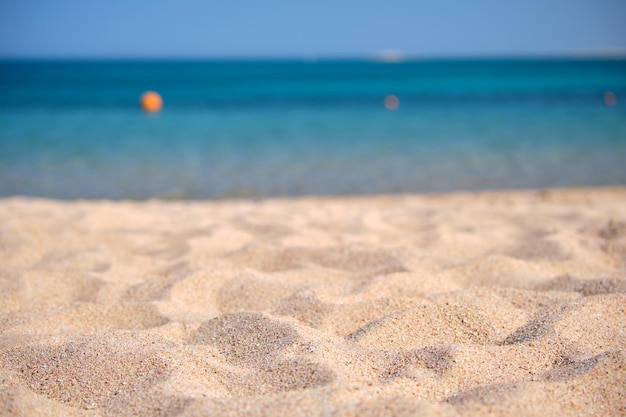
<box><xmin>1</xmin><ymin>50</ymin><xmax>626</xmax><ymax>62</ymax></box>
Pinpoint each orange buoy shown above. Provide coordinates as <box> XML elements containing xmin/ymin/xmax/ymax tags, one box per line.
<box><xmin>384</xmin><ymin>94</ymin><xmax>399</xmax><ymax>110</ymax></box>
<box><xmin>140</xmin><ymin>91</ymin><xmax>163</xmax><ymax>113</ymax></box>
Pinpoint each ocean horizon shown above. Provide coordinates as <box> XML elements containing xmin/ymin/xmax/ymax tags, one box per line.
<box><xmin>1</xmin><ymin>58</ymin><xmax>625</xmax><ymax>199</ymax></box>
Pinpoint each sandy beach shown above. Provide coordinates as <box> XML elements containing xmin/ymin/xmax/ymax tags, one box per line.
<box><xmin>1</xmin><ymin>188</ymin><xmax>625</xmax><ymax>416</ymax></box>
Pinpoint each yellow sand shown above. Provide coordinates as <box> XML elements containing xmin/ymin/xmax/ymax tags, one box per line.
<box><xmin>1</xmin><ymin>188</ymin><xmax>625</xmax><ymax>416</ymax></box>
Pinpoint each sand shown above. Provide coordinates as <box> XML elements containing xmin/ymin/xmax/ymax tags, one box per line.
<box><xmin>1</xmin><ymin>188</ymin><xmax>625</xmax><ymax>416</ymax></box>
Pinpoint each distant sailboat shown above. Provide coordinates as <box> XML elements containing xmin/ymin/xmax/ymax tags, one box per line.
<box><xmin>375</xmin><ymin>49</ymin><xmax>405</xmax><ymax>63</ymax></box>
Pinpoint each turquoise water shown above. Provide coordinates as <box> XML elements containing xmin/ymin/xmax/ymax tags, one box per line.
<box><xmin>1</xmin><ymin>59</ymin><xmax>625</xmax><ymax>199</ymax></box>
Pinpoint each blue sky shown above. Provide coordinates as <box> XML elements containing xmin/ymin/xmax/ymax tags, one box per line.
<box><xmin>1</xmin><ymin>0</ymin><xmax>625</xmax><ymax>58</ymax></box>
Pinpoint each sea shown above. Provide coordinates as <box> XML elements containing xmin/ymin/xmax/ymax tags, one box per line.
<box><xmin>1</xmin><ymin>58</ymin><xmax>625</xmax><ymax>199</ymax></box>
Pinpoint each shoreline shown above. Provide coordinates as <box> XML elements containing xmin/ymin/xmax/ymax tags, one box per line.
<box><xmin>4</xmin><ymin>184</ymin><xmax>626</xmax><ymax>202</ymax></box>
<box><xmin>1</xmin><ymin>187</ymin><xmax>625</xmax><ymax>416</ymax></box>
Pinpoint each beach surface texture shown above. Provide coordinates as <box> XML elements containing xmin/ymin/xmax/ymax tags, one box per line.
<box><xmin>1</xmin><ymin>188</ymin><xmax>625</xmax><ymax>416</ymax></box>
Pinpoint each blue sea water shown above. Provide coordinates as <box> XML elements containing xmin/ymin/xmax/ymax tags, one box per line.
<box><xmin>1</xmin><ymin>59</ymin><xmax>625</xmax><ymax>199</ymax></box>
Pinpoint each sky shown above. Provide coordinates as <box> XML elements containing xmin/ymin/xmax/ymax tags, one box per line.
<box><xmin>1</xmin><ymin>0</ymin><xmax>625</xmax><ymax>58</ymax></box>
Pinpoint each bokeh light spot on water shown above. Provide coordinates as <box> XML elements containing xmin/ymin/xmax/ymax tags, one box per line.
<box><xmin>140</xmin><ymin>91</ymin><xmax>163</xmax><ymax>113</ymax></box>
<box><xmin>384</xmin><ymin>94</ymin><xmax>399</xmax><ymax>110</ymax></box>
<box><xmin>603</xmin><ymin>91</ymin><xmax>617</xmax><ymax>107</ymax></box>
